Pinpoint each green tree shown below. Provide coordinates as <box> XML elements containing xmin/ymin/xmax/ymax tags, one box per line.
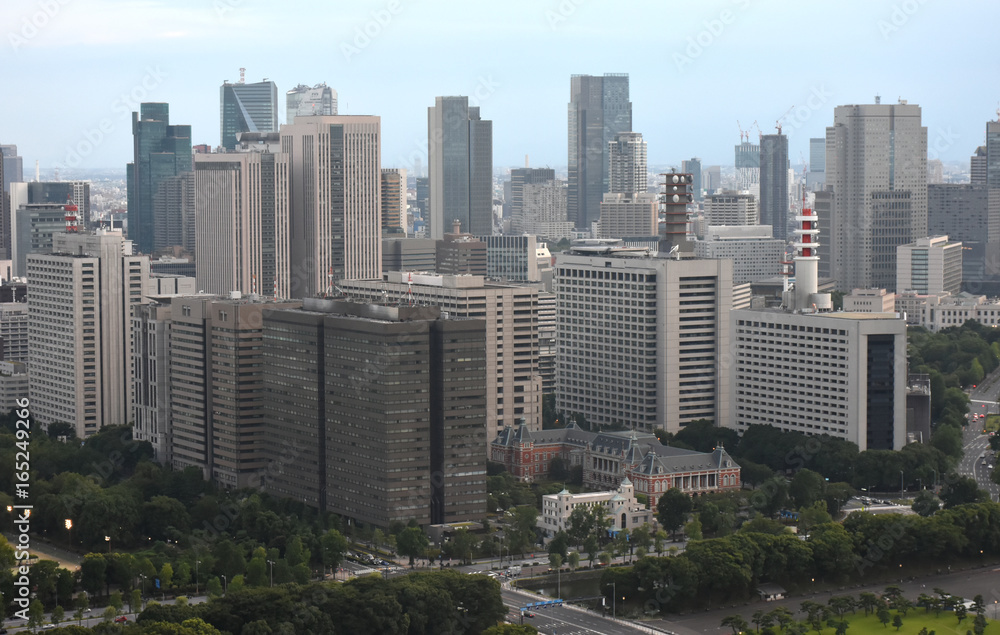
<box><xmin>109</xmin><ymin>590</ymin><xmax>123</xmax><ymax>614</ymax></box>
<box><xmin>912</xmin><ymin>490</ymin><xmax>941</xmax><ymax>516</ymax></box>
<box><xmin>80</xmin><ymin>552</ymin><xmax>107</xmax><ymax>598</ymax></box>
<box><xmin>229</xmin><ymin>574</ymin><xmax>245</xmax><ymax>593</ymax></box>
<box><xmin>320</xmin><ymin>528</ymin><xmax>348</xmax><ymax>573</ymax></box>
<box><xmin>657</xmin><ymin>488</ymin><xmax>693</xmax><ymax>537</ymax></box>
<box><xmin>51</xmin><ymin>605</ymin><xmax>64</xmax><ymax>625</ymax></box>
<box><xmin>568</xmin><ymin>551</ymin><xmax>580</xmax><ymax>570</ymax></box>
<box><xmin>721</xmin><ymin>615</ymin><xmax>750</xmax><ymax>635</ymax></box>
<box><xmin>160</xmin><ymin>562</ymin><xmax>174</xmax><ymax>590</ymax></box>
<box><xmin>129</xmin><ymin>588</ymin><xmax>141</xmax><ymax>613</ymax></box>
<box><xmin>206</xmin><ymin>576</ymin><xmax>223</xmax><ymax>598</ymax></box>
<box><xmin>941</xmin><ymin>476</ymin><xmax>988</xmax><ymax>508</ymax></box>
<box><xmin>877</xmin><ymin>607</ymin><xmax>891</xmax><ymax>628</ymax></box>
<box><xmin>74</xmin><ymin>591</ymin><xmax>90</xmax><ymax>625</ymax></box>
<box><xmin>859</xmin><ymin>592</ymin><xmax>878</xmax><ymax>616</ymax></box>
<box><xmin>790</xmin><ymin>469</ymin><xmax>826</xmax><ymax>509</ymax></box>
<box><xmin>102</xmin><ymin>605</ymin><xmax>117</xmax><ymax>623</ymax></box>
<box><xmin>684</xmin><ymin>517</ymin><xmax>703</xmax><ymax>541</ymax></box>
<box><xmin>398</xmin><ymin>526</ymin><xmax>430</xmax><ymax>566</ymax></box>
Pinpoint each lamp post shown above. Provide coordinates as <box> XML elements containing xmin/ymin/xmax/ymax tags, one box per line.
<box><xmin>105</xmin><ymin>535</ymin><xmax>111</xmax><ymax>553</ymax></box>
<box><xmin>900</xmin><ymin>470</ymin><xmax>904</xmax><ymax>499</ymax></box>
<box><xmin>195</xmin><ymin>560</ymin><xmax>201</xmax><ymax>596</ymax></box>
<box><xmin>931</xmin><ymin>469</ymin><xmax>938</xmax><ymax>490</ymax></box>
<box><xmin>221</xmin><ymin>574</ymin><xmax>227</xmax><ymax>595</ymax></box>
<box><xmin>139</xmin><ymin>574</ymin><xmax>146</xmax><ymax>606</ymax></box>
<box><xmin>612</xmin><ymin>581</ymin><xmax>616</xmax><ymax>619</ymax></box>
<box><xmin>267</xmin><ymin>560</ymin><xmax>275</xmax><ymax>587</ymax></box>
<box><xmin>65</xmin><ymin>519</ymin><xmax>72</xmax><ymax>548</ymax></box>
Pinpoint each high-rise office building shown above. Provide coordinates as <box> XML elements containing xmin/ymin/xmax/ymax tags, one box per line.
<box><xmin>825</xmin><ymin>100</ymin><xmax>927</xmax><ymax>291</ymax></box>
<box><xmin>682</xmin><ymin>158</ymin><xmax>703</xmax><ymax>201</ymax></box>
<box><xmin>127</xmin><ymin>103</ymin><xmax>192</xmax><ymax>255</ymax></box>
<box><xmin>759</xmin><ymin>133</ymin><xmax>789</xmax><ymax>240</ymax></box>
<box><xmin>608</xmin><ymin>132</ymin><xmax>647</xmax><ymax>195</ymax></box>
<box><xmin>704</xmin><ymin>190</ymin><xmax>758</xmax><ymax>226</ymax></box>
<box><xmin>427</xmin><ymin>96</ymin><xmax>493</xmax><ymax>239</ymax></box>
<box><xmin>382</xmin><ymin>237</ymin><xmax>436</xmax><ymax>273</ymax></box>
<box><xmin>508</xmin><ymin>168</ymin><xmax>555</xmax><ymax>225</ymax></box>
<box><xmin>703</xmin><ymin>165</ymin><xmax>722</xmax><ymax>195</ymax></box>
<box><xmin>9</xmin><ymin>181</ymin><xmax>91</xmax><ymax>267</ymax></box>
<box><xmin>568</xmin><ymin>74</ymin><xmax>632</xmax><ymax>230</ymax></box>
<box><xmin>381</xmin><ymin>168</ymin><xmax>407</xmax><ymax>233</ymax></box>
<box><xmin>694</xmin><ymin>225</ymin><xmax>785</xmax><ymax>285</ymax></box>
<box><xmin>220</xmin><ymin>79</ymin><xmax>278</xmax><ymax>150</ymax></box>
<box><xmin>26</xmin><ymin>181</ymin><xmax>90</xmax><ymax>218</ymax></box>
<box><xmin>341</xmin><ymin>272</ymin><xmax>541</xmax><ymax>452</ymax></box>
<box><xmin>972</xmin><ymin>146</ymin><xmax>987</xmax><ymax>186</ymax></box>
<box><xmin>13</xmin><ymin>203</ymin><xmax>73</xmax><ymax>277</ymax></box>
<box><xmin>152</xmin><ymin>172</ymin><xmax>195</xmax><ymax>252</ymax></box>
<box><xmin>896</xmin><ymin>235</ymin><xmax>963</xmax><ymax>295</ymax></box>
<box><xmin>927</xmin><ymin>184</ymin><xmax>1000</xmax><ymax>292</ymax></box>
<box><xmin>513</xmin><ymin>180</ymin><xmax>571</xmax><ymax>240</ymax></box>
<box><xmin>807</xmin><ymin>138</ymin><xmax>826</xmax><ymax>190</ymax></box>
<box><xmin>285</xmin><ymin>83</ymin><xmax>336</xmax><ymax>123</ymax></box>
<box><xmin>735</xmin><ymin>141</ymin><xmax>760</xmax><ymax>191</ymax></box>
<box><xmin>28</xmin><ymin>231</ymin><xmax>149</xmax><ymax>438</ymax></box>
<box><xmin>0</xmin><ymin>302</ymin><xmax>29</xmax><ymax>364</ymax></box>
<box><xmin>0</xmin><ymin>145</ymin><xmax>22</xmax><ymax>191</ymax></box>
<box><xmin>986</xmin><ymin>120</ymin><xmax>1000</xmax><ymax>189</ymax></box>
<box><xmin>281</xmin><ymin>115</ymin><xmax>382</xmax><ymax>296</ymax></box>
<box><xmin>262</xmin><ymin>299</ymin><xmax>487</xmax><ymax>527</ymax></box>
<box><xmin>132</xmin><ymin>300</ymin><xmax>174</xmax><ymax>463</ymax></box>
<box><xmin>597</xmin><ymin>193</ymin><xmax>658</xmax><ymax>239</ymax></box>
<box><xmin>194</xmin><ymin>151</ymin><xmax>290</xmax><ymax>298</ymax></box>
<box><xmin>555</xmin><ymin>244</ymin><xmax>733</xmax><ymax>434</ymax></box>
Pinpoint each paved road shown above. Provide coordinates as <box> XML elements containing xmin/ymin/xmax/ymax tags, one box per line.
<box><xmin>501</xmin><ymin>587</ymin><xmax>667</xmax><ymax>634</ymax></box>
<box><xmin>962</xmin><ymin>371</ymin><xmax>1000</xmax><ymax>501</ymax></box>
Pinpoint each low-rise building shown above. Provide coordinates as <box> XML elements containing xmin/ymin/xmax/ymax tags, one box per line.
<box><xmin>537</xmin><ymin>478</ymin><xmax>654</xmax><ymax>538</ymax></box>
<box><xmin>844</xmin><ymin>288</ymin><xmax>896</xmax><ymax>313</ymax></box>
<box><xmin>491</xmin><ymin>424</ymin><xmax>741</xmax><ymax>497</ymax></box>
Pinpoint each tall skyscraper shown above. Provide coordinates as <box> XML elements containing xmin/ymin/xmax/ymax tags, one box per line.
<box><xmin>380</xmin><ymin>168</ymin><xmax>407</xmax><ymax>233</ymax></box>
<box><xmin>759</xmin><ymin>133</ymin><xmax>789</xmax><ymax>240</ymax></box>
<box><xmin>734</xmin><ymin>141</ymin><xmax>760</xmax><ymax>192</ymax></box>
<box><xmin>127</xmin><ymin>103</ymin><xmax>192</xmax><ymax>255</ymax></box>
<box><xmin>194</xmin><ymin>151</ymin><xmax>290</xmax><ymax>297</ymax></box>
<box><xmin>555</xmin><ymin>245</ymin><xmax>733</xmax><ymax>434</ymax></box>
<box><xmin>825</xmin><ymin>100</ymin><xmax>927</xmax><ymax>291</ymax></box>
<box><xmin>608</xmin><ymin>132</ymin><xmax>647</xmax><ymax>195</ymax></box>
<box><xmin>427</xmin><ymin>96</ymin><xmax>493</xmax><ymax>239</ymax></box>
<box><xmin>807</xmin><ymin>138</ymin><xmax>826</xmax><ymax>190</ymax></box>
<box><xmin>28</xmin><ymin>231</ymin><xmax>150</xmax><ymax>438</ymax></box>
<box><xmin>703</xmin><ymin>165</ymin><xmax>722</xmax><ymax>194</ymax></box>
<box><xmin>220</xmin><ymin>78</ymin><xmax>278</xmax><ymax>150</ymax></box>
<box><xmin>281</xmin><ymin>115</ymin><xmax>382</xmax><ymax>296</ymax></box>
<box><xmin>568</xmin><ymin>74</ymin><xmax>632</xmax><ymax>230</ymax></box>
<box><xmin>285</xmin><ymin>83</ymin><xmax>337</xmax><ymax>123</ymax></box>
<box><xmin>0</xmin><ymin>145</ymin><xmax>22</xmax><ymax>191</ymax></box>
<box><xmin>152</xmin><ymin>172</ymin><xmax>195</xmax><ymax>252</ymax></box>
<box><xmin>682</xmin><ymin>158</ymin><xmax>703</xmax><ymax>201</ymax></box>
<box><xmin>508</xmin><ymin>167</ymin><xmax>555</xmax><ymax>226</ymax></box>
<box><xmin>987</xmin><ymin>120</ymin><xmax>1000</xmax><ymax>189</ymax></box>
<box><xmin>262</xmin><ymin>299</ymin><xmax>487</xmax><ymax>526</ymax></box>
<box><xmin>972</xmin><ymin>145</ymin><xmax>987</xmax><ymax>186</ymax></box>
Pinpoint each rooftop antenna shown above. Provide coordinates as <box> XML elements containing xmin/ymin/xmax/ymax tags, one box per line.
<box><xmin>667</xmin><ymin>244</ymin><xmax>680</xmax><ymax>261</ymax></box>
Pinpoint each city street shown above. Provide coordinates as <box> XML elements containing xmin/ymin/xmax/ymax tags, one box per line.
<box><xmin>961</xmin><ymin>368</ymin><xmax>1000</xmax><ymax>501</ymax></box>
<box><xmin>501</xmin><ymin>587</ymin><xmax>670</xmax><ymax>635</ymax></box>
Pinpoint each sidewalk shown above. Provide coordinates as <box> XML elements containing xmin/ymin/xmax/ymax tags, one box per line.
<box><xmin>4</xmin><ymin>533</ymin><xmax>83</xmax><ymax>571</ymax></box>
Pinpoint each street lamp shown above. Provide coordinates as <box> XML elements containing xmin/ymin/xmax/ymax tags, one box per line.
<box><xmin>195</xmin><ymin>560</ymin><xmax>201</xmax><ymax>595</ymax></box>
<box><xmin>221</xmin><ymin>574</ymin><xmax>227</xmax><ymax>595</ymax></box>
<box><xmin>900</xmin><ymin>470</ymin><xmax>904</xmax><ymax>498</ymax></box>
<box><xmin>267</xmin><ymin>560</ymin><xmax>275</xmax><ymax>587</ymax></box>
<box><xmin>105</xmin><ymin>535</ymin><xmax>111</xmax><ymax>553</ymax></box>
<box><xmin>65</xmin><ymin>519</ymin><xmax>72</xmax><ymax>547</ymax></box>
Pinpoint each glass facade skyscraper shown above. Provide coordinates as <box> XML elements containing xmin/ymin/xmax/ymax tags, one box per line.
<box><xmin>427</xmin><ymin>96</ymin><xmax>493</xmax><ymax>239</ymax></box>
<box><xmin>126</xmin><ymin>103</ymin><xmax>192</xmax><ymax>254</ymax></box>
<box><xmin>568</xmin><ymin>74</ymin><xmax>631</xmax><ymax>230</ymax></box>
<box><xmin>759</xmin><ymin>133</ymin><xmax>789</xmax><ymax>240</ymax></box>
<box><xmin>220</xmin><ymin>80</ymin><xmax>278</xmax><ymax>150</ymax></box>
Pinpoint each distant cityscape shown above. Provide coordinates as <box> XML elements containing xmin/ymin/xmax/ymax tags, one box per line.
<box><xmin>1</xmin><ymin>70</ymin><xmax>999</xmax><ymax>536</ymax></box>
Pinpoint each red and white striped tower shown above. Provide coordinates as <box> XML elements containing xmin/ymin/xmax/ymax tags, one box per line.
<box><xmin>793</xmin><ymin>203</ymin><xmax>821</xmax><ymax>310</ymax></box>
<box><xmin>64</xmin><ymin>199</ymin><xmax>79</xmax><ymax>233</ymax></box>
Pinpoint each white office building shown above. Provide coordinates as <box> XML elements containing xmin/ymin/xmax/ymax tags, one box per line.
<box><xmin>896</xmin><ymin>235</ymin><xmax>962</xmax><ymax>295</ymax></box>
<box><xmin>555</xmin><ymin>244</ymin><xmax>733</xmax><ymax>434</ymax></box>
<box><xmin>693</xmin><ymin>225</ymin><xmax>785</xmax><ymax>285</ymax></box>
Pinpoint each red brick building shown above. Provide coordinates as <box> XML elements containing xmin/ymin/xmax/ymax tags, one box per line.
<box><xmin>491</xmin><ymin>423</ymin><xmax>741</xmax><ymax>497</ymax></box>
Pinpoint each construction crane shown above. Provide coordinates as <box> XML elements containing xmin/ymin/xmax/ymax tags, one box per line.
<box><xmin>776</xmin><ymin>106</ymin><xmax>794</xmax><ymax>135</ymax></box>
<box><xmin>736</xmin><ymin>120</ymin><xmax>747</xmax><ymax>142</ymax></box>
<box><xmin>752</xmin><ymin>120</ymin><xmax>762</xmax><ymax>140</ymax></box>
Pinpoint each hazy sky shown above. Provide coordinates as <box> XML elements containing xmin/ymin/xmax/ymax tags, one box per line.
<box><xmin>2</xmin><ymin>0</ymin><xmax>997</xmax><ymax>175</ymax></box>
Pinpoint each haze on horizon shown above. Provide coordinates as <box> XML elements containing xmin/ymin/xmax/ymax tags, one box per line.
<box><xmin>1</xmin><ymin>0</ymin><xmax>996</xmax><ymax>174</ymax></box>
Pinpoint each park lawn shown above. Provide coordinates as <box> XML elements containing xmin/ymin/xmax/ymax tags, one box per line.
<box><xmin>984</xmin><ymin>414</ymin><xmax>1000</xmax><ymax>433</ymax></box>
<box><xmin>811</xmin><ymin>610</ymin><xmax>996</xmax><ymax>635</ymax></box>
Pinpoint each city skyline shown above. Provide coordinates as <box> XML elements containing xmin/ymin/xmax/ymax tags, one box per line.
<box><xmin>1</xmin><ymin>0</ymin><xmax>997</xmax><ymax>174</ymax></box>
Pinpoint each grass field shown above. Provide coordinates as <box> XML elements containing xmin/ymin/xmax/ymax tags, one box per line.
<box><xmin>806</xmin><ymin>610</ymin><xmax>996</xmax><ymax>635</ymax></box>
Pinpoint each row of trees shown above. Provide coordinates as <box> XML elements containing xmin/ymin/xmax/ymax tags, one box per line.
<box><xmin>722</xmin><ymin>588</ymin><xmax>990</xmax><ymax>635</ymax></box>
<box><xmin>600</xmin><ymin>500</ymin><xmax>1000</xmax><ymax>613</ymax></box>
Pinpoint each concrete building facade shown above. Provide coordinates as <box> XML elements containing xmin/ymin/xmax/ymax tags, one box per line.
<box><xmin>555</xmin><ymin>246</ymin><xmax>733</xmax><ymax>434</ymax></box>
<box><xmin>597</xmin><ymin>193</ymin><xmax>658</xmax><ymax>239</ymax></box>
<box><xmin>896</xmin><ymin>235</ymin><xmax>963</xmax><ymax>295</ymax></box>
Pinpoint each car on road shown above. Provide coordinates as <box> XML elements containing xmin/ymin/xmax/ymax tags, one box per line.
<box><xmin>115</xmin><ymin>616</ymin><xmax>128</xmax><ymax>623</ymax></box>
<box><xmin>522</xmin><ymin>611</ymin><xmax>535</xmax><ymax>618</ymax></box>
